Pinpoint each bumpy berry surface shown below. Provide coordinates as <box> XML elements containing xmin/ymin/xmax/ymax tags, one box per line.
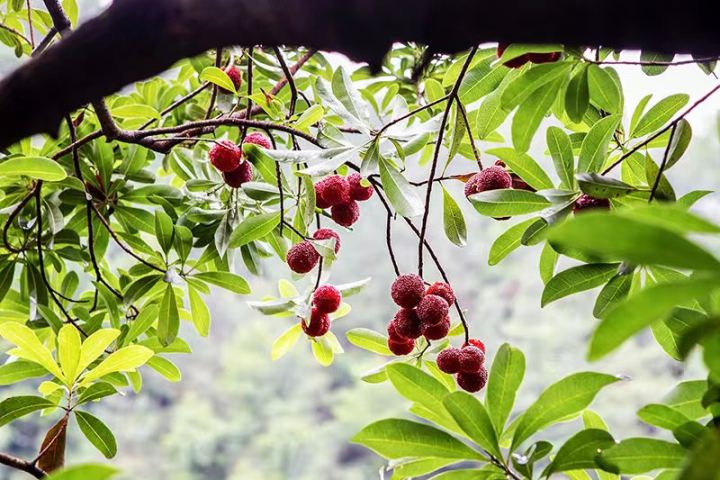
<box><xmin>221</xmin><ymin>65</ymin><xmax>242</xmax><ymax>93</ymax></box>
<box><xmin>243</xmin><ymin>132</ymin><xmax>272</xmax><ymax>149</ymax></box>
<box><xmin>301</xmin><ymin>308</ymin><xmax>330</xmax><ymax>337</ymax></box>
<box><xmin>437</xmin><ymin>347</ymin><xmax>461</xmax><ymax>374</ymax></box>
<box><xmin>421</xmin><ymin>316</ymin><xmax>451</xmax><ymax>340</ymax></box>
<box><xmin>387</xmin><ymin>320</ymin><xmax>407</xmax><ymax>342</ymax></box>
<box><xmin>391</xmin><ymin>274</ymin><xmax>426</xmax><ymax>308</ymax></box>
<box><xmin>457</xmin><ymin>368</ymin><xmax>489</xmax><ymax>393</ymax></box>
<box><xmin>347</xmin><ymin>172</ymin><xmax>374</xmax><ymax>201</ymax></box>
<box><xmin>223</xmin><ymin>161</ymin><xmax>253</xmax><ymax>188</ymax></box>
<box><xmin>459</xmin><ymin>345</ymin><xmax>485</xmax><ymax>373</ymax></box>
<box><xmin>463</xmin><ymin>338</ymin><xmax>486</xmax><ymax>354</ymax></box>
<box><xmin>426</xmin><ymin>282</ymin><xmax>454</xmax><ymax>306</ymax></box>
<box><xmin>312</xmin><ymin>229</ymin><xmax>341</xmax><ymax>254</ymax></box>
<box><xmin>394</xmin><ymin>308</ymin><xmax>422</xmax><ymax>340</ymax></box>
<box><xmin>209</xmin><ymin>140</ymin><xmax>242</xmax><ymax>172</ymax></box>
<box><xmin>417</xmin><ymin>294</ymin><xmax>450</xmax><ymax>326</ymax></box>
<box><xmin>331</xmin><ymin>201</ymin><xmax>360</xmax><ymax>227</ymax></box>
<box><xmin>313</xmin><ymin>285</ymin><xmax>342</xmax><ymax>314</ymax></box>
<box><xmin>573</xmin><ymin>194</ymin><xmax>611</xmax><ymax>214</ymax></box>
<box><xmin>388</xmin><ymin>339</ymin><xmax>415</xmax><ymax>356</ymax></box>
<box><xmin>316</xmin><ymin>175</ymin><xmax>351</xmax><ymax>207</ymax></box>
<box><xmin>315</xmin><ymin>185</ymin><xmax>331</xmax><ymax>209</ymax></box>
<box><xmin>286</xmin><ymin>241</ymin><xmax>320</xmax><ymax>274</ymax></box>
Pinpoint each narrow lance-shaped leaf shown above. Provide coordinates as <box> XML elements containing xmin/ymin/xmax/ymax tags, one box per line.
<box><xmin>546</xmin><ymin>127</ymin><xmax>575</xmax><ymax>189</ymax></box>
<box><xmin>469</xmin><ymin>189</ymin><xmax>551</xmax><ymax>217</ymax></box>
<box><xmin>541</xmin><ymin>263</ymin><xmax>620</xmax><ymax>307</ymax></box>
<box><xmin>512</xmin><ymin>77</ymin><xmax>563</xmax><ymax>154</ymax></box>
<box><xmin>578</xmin><ymin>115</ymin><xmax>621</xmax><ymax>173</ymax></box>
<box><xmin>597</xmin><ymin>438</ymin><xmax>685</xmax><ymax>474</ymax></box>
<box><xmin>486</xmin><ymin>343</ymin><xmax>526</xmax><ymax>433</ymax></box>
<box><xmin>565</xmin><ymin>64</ymin><xmax>590</xmax><ymax>123</ymax></box>
<box><xmin>632</xmin><ymin>94</ymin><xmax>689</xmax><ymax>138</ymax></box>
<box><xmin>442</xmin><ymin>186</ymin><xmax>467</xmax><ymax>247</ymax></box>
<box><xmin>75</xmin><ymin>411</ymin><xmax>118</xmax><ymax>459</ymax></box>
<box><xmin>379</xmin><ymin>157</ymin><xmax>424</xmax><ymax>218</ymax></box>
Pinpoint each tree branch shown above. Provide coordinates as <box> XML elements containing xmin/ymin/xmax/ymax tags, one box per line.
<box><xmin>0</xmin><ymin>452</ymin><xmax>46</xmax><ymax>478</ymax></box>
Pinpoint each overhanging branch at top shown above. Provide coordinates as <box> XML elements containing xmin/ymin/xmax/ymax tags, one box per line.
<box><xmin>0</xmin><ymin>0</ymin><xmax>717</xmax><ymax>150</ymax></box>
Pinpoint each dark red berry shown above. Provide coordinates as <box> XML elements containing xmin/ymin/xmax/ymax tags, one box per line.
<box><xmin>497</xmin><ymin>44</ymin><xmax>530</xmax><ymax>69</ymax></box>
<box><xmin>457</xmin><ymin>367</ymin><xmax>489</xmax><ymax>393</ymax></box>
<box><xmin>394</xmin><ymin>308</ymin><xmax>422</xmax><ymax>340</ymax></box>
<box><xmin>426</xmin><ymin>282</ymin><xmax>454</xmax><ymax>307</ymax></box>
<box><xmin>417</xmin><ymin>295</ymin><xmax>449</xmax><ymax>326</ymax></box>
<box><xmin>387</xmin><ymin>321</ymin><xmax>407</xmax><ymax>342</ymax></box>
<box><xmin>348</xmin><ymin>172</ymin><xmax>374</xmax><ymax>201</ymax></box>
<box><xmin>316</xmin><ymin>175</ymin><xmax>350</xmax><ymax>207</ymax></box>
<box><xmin>422</xmin><ymin>316</ymin><xmax>451</xmax><ymax>340</ymax></box>
<box><xmin>313</xmin><ymin>285</ymin><xmax>342</xmax><ymax>314</ymax></box>
<box><xmin>388</xmin><ymin>339</ymin><xmax>415</xmax><ymax>356</ymax></box>
<box><xmin>391</xmin><ymin>274</ymin><xmax>426</xmax><ymax>309</ymax></box>
<box><xmin>529</xmin><ymin>52</ymin><xmax>561</xmax><ymax>64</ymax></box>
<box><xmin>573</xmin><ymin>194</ymin><xmax>611</xmax><ymax>214</ymax></box>
<box><xmin>463</xmin><ymin>338</ymin><xmax>486</xmax><ymax>354</ymax></box>
<box><xmin>459</xmin><ymin>346</ymin><xmax>485</xmax><ymax>373</ymax></box>
<box><xmin>312</xmin><ymin>229</ymin><xmax>341</xmax><ymax>254</ymax></box>
<box><xmin>223</xmin><ymin>161</ymin><xmax>253</xmax><ymax>188</ymax></box>
<box><xmin>331</xmin><ymin>201</ymin><xmax>360</xmax><ymax>227</ymax></box>
<box><xmin>437</xmin><ymin>347</ymin><xmax>462</xmax><ymax>374</ymax></box>
<box><xmin>286</xmin><ymin>241</ymin><xmax>320</xmax><ymax>274</ymax></box>
<box><xmin>511</xmin><ymin>174</ymin><xmax>536</xmax><ymax>192</ymax></box>
<box><xmin>464</xmin><ymin>166</ymin><xmax>512</xmax><ymax>197</ymax></box>
<box><xmin>301</xmin><ymin>308</ymin><xmax>330</xmax><ymax>337</ymax></box>
<box><xmin>221</xmin><ymin>66</ymin><xmax>242</xmax><ymax>93</ymax></box>
<box><xmin>494</xmin><ymin>160</ymin><xmax>507</xmax><ymax>168</ymax></box>
<box><xmin>209</xmin><ymin>140</ymin><xmax>242</xmax><ymax>173</ymax></box>
<box><xmin>243</xmin><ymin>132</ymin><xmax>272</xmax><ymax>149</ymax></box>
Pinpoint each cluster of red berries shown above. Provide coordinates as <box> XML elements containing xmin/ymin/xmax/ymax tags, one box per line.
<box><xmin>497</xmin><ymin>44</ymin><xmax>561</xmax><ymax>69</ymax></box>
<box><xmin>573</xmin><ymin>194</ymin><xmax>610</xmax><ymax>214</ymax></box>
<box><xmin>437</xmin><ymin>339</ymin><xmax>489</xmax><ymax>393</ymax></box>
<box><xmin>301</xmin><ymin>284</ymin><xmax>342</xmax><ymax>337</ymax></box>
<box><xmin>287</xmin><ymin>228</ymin><xmax>341</xmax><ymax>274</ymax></box>
<box><xmin>314</xmin><ymin>173</ymin><xmax>374</xmax><ymax>227</ymax></box>
<box><xmin>386</xmin><ymin>275</ymin><xmax>455</xmax><ymax>355</ymax></box>
<box><xmin>208</xmin><ymin>132</ymin><xmax>271</xmax><ymax>188</ymax></box>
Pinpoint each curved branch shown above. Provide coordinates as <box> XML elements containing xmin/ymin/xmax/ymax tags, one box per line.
<box><xmin>0</xmin><ymin>452</ymin><xmax>46</xmax><ymax>479</ymax></box>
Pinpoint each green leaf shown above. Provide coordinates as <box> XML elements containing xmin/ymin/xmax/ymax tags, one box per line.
<box><xmin>548</xmin><ymin>213</ymin><xmax>720</xmax><ymax>271</ymax></box>
<box><xmin>0</xmin><ymin>396</ymin><xmax>56</xmax><ymax>428</ymax></box>
<box><xmin>45</xmin><ymin>464</ymin><xmax>118</xmax><ymax>480</ymax></box>
<box><xmin>200</xmin><ymin>66</ymin><xmax>236</xmax><ymax>93</ymax></box>
<box><xmin>598</xmin><ymin>438</ymin><xmax>685</xmax><ymax>474</ymax></box>
<box><xmin>386</xmin><ymin>364</ymin><xmax>451</xmax><ymax>418</ymax></box>
<box><xmin>678</xmin><ymin>430</ymin><xmax>720</xmax><ymax>480</ymax></box>
<box><xmin>153</xmin><ymin>210</ymin><xmax>174</xmax><ymax>255</ymax></box>
<box><xmin>632</xmin><ymin>94</ymin><xmax>689</xmax><ymax>138</ymax></box>
<box><xmin>271</xmin><ymin>324</ymin><xmax>303</xmax><ymax>360</ymax></box>
<box><xmin>665</xmin><ymin>380</ymin><xmax>708</xmax><ymax>420</ymax></box>
<box><xmin>188</xmin><ymin>285</ymin><xmax>210</xmax><ymax>337</ymax></box>
<box><xmin>346</xmin><ymin>328</ymin><xmax>393</xmax><ymax>356</ymax></box>
<box><xmin>157</xmin><ymin>284</ymin><xmax>180</xmax><ymax>347</ymax></box>
<box><xmin>112</xmin><ymin>104</ymin><xmax>161</xmax><ymax>120</ymax></box>
<box><xmin>486</xmin><ymin>147</ymin><xmax>554</xmax><ymax>191</ymax></box>
<box><xmin>638</xmin><ymin>404</ymin><xmax>692</xmax><ymax>430</ymax></box>
<box><xmin>459</xmin><ymin>62</ymin><xmax>507</xmax><ymax>105</ymax></box>
<box><xmin>501</xmin><ymin>62</ymin><xmax>572</xmax><ymax>110</ymax></box>
<box><xmin>469</xmin><ymin>189</ymin><xmax>551</xmax><ymax>217</ymax></box>
<box><xmin>379</xmin><ymin>157</ymin><xmax>424</xmax><ymax>218</ymax></box>
<box><xmin>666</xmin><ymin>119</ymin><xmax>692</xmax><ymax>169</ymax></box>
<box><xmin>577</xmin><ymin>173</ymin><xmax>638</xmax><ymax>199</ymax></box>
<box><xmin>588</xmin><ymin>65</ymin><xmax>622</xmax><ymax>114</ymax></box>
<box><xmin>545</xmin><ymin>429</ymin><xmax>616</xmax><ymax>475</ymax></box>
<box><xmin>332</xmin><ymin>66</ymin><xmax>370</xmax><ymax>125</ymax></box>
<box><xmin>0</xmin><ymin>361</ymin><xmax>47</xmax><ymax>385</ymax></box>
<box><xmin>539</xmin><ymin>242</ymin><xmax>559</xmax><ymax>284</ymax></box>
<box><xmin>193</xmin><ymin>272</ymin><xmax>251</xmax><ymax>294</ymax></box>
<box><xmin>578</xmin><ymin>115</ymin><xmax>622</xmax><ymax>173</ymax></box>
<box><xmin>444</xmin><ymin>391</ymin><xmax>502</xmax><ymax>459</ymax></box>
<box><xmin>75</xmin><ymin>411</ymin><xmax>117</xmax><ymax>459</ymax></box>
<box><xmin>498</xmin><ymin>44</ymin><xmax>563</xmax><ymax>64</ymax></box>
<box><xmin>546</xmin><ymin>127</ymin><xmax>576</xmax><ymax>189</ymax></box>
<box><xmin>294</xmin><ymin>104</ymin><xmax>324</xmax><ymax>131</ymax></box>
<box><xmin>442</xmin><ymin>187</ymin><xmax>467</xmax><ymax>247</ymax></box>
<box><xmin>311</xmin><ymin>337</ymin><xmax>334</xmax><ymax>366</ymax></box>
<box><xmin>351</xmin><ymin>418</ymin><xmax>484</xmax><ymax>460</ymax></box>
<box><xmin>593</xmin><ymin>273</ymin><xmax>633</xmax><ymax>319</ymax></box>
<box><xmin>511</xmin><ymin>372</ymin><xmax>621</xmax><ymax>450</ymax></box>
<box><xmin>639</xmin><ymin>52</ymin><xmax>675</xmax><ymax>76</ymax></box>
<box><xmin>76</xmin><ymin>382</ymin><xmax>118</xmax><ymax>405</ymax></box>
<box><xmin>228</xmin><ymin>212</ymin><xmax>281</xmax><ymax>248</ymax></box>
<box><xmin>0</xmin><ymin>157</ymin><xmax>67</xmax><ymax>181</ymax></box>
<box><xmin>512</xmin><ymin>78</ymin><xmax>563</xmax><ymax>153</ymax></box>
<box><xmin>477</xmin><ymin>87</ymin><xmax>510</xmax><ymax>140</ymax></box>
<box><xmin>77</xmin><ymin>329</ymin><xmax>121</xmax><ymax>375</ymax></box>
<box><xmin>58</xmin><ymin>325</ymin><xmax>81</xmax><ymax>385</ymax></box>
<box><xmin>122</xmin><ymin>274</ymin><xmax>163</xmax><ymax>308</ymax></box>
<box><xmin>542</xmin><ymin>263</ymin><xmax>620</xmax><ymax>307</ymax></box>
<box><xmin>486</xmin><ymin>343</ymin><xmax>526</xmax><ymax>433</ymax></box>
<box><xmin>81</xmin><ymin>345</ymin><xmax>153</xmax><ymax>385</ymax></box>
<box><xmin>146</xmin><ymin>356</ymin><xmax>181</xmax><ymax>382</ymax></box>
<box><xmin>565</xmin><ymin>65</ymin><xmax>590</xmax><ymax>123</ymax></box>
<box><xmin>645</xmin><ymin>155</ymin><xmax>676</xmax><ymax>201</ymax></box>
<box><xmin>589</xmin><ymin>276</ymin><xmax>720</xmax><ymax>360</ymax></box>
<box><xmin>488</xmin><ymin>218</ymin><xmax>537</xmax><ymax>266</ymax></box>
<box><xmin>0</xmin><ymin>323</ymin><xmax>64</xmax><ymax>380</ymax></box>
<box><xmin>123</xmin><ymin>305</ymin><xmax>158</xmax><ymax>346</ymax></box>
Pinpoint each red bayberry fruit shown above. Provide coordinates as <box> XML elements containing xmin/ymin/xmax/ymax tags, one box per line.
<box><xmin>347</xmin><ymin>173</ymin><xmax>374</xmax><ymax>201</ymax></box>
<box><xmin>391</xmin><ymin>274</ymin><xmax>426</xmax><ymax>309</ymax></box>
<box><xmin>497</xmin><ymin>44</ymin><xmax>530</xmax><ymax>69</ymax></box>
<box><xmin>437</xmin><ymin>347</ymin><xmax>462</xmax><ymax>374</ymax></box>
<box><xmin>221</xmin><ymin>66</ymin><xmax>242</xmax><ymax>94</ymax></box>
<box><xmin>573</xmin><ymin>194</ymin><xmax>611</xmax><ymax>214</ymax></box>
<box><xmin>315</xmin><ymin>187</ymin><xmax>331</xmax><ymax>209</ymax></box>
<box><xmin>243</xmin><ymin>132</ymin><xmax>272</xmax><ymax>149</ymax></box>
<box><xmin>388</xmin><ymin>339</ymin><xmax>415</xmax><ymax>356</ymax></box>
<box><xmin>459</xmin><ymin>345</ymin><xmax>485</xmax><ymax>373</ymax></box>
<box><xmin>312</xmin><ymin>228</ymin><xmax>341</xmax><ymax>254</ymax></box>
<box><xmin>422</xmin><ymin>316</ymin><xmax>451</xmax><ymax>340</ymax></box>
<box><xmin>463</xmin><ymin>338</ymin><xmax>486</xmax><ymax>354</ymax></box>
<box><xmin>331</xmin><ymin>201</ymin><xmax>360</xmax><ymax>227</ymax></box>
<box><xmin>394</xmin><ymin>308</ymin><xmax>422</xmax><ymax>340</ymax></box>
<box><xmin>457</xmin><ymin>367</ymin><xmax>489</xmax><ymax>393</ymax></box>
<box><xmin>313</xmin><ymin>285</ymin><xmax>342</xmax><ymax>314</ymax></box>
<box><xmin>417</xmin><ymin>294</ymin><xmax>450</xmax><ymax>326</ymax></box>
<box><xmin>511</xmin><ymin>174</ymin><xmax>536</xmax><ymax>192</ymax></box>
<box><xmin>223</xmin><ymin>161</ymin><xmax>253</xmax><ymax>188</ymax></box>
<box><xmin>209</xmin><ymin>140</ymin><xmax>242</xmax><ymax>173</ymax></box>
<box><xmin>529</xmin><ymin>51</ymin><xmax>561</xmax><ymax>64</ymax></box>
<box><xmin>387</xmin><ymin>320</ymin><xmax>408</xmax><ymax>342</ymax></box>
<box><xmin>301</xmin><ymin>308</ymin><xmax>330</xmax><ymax>337</ymax></box>
<box><xmin>316</xmin><ymin>175</ymin><xmax>350</xmax><ymax>207</ymax></box>
<box><xmin>426</xmin><ymin>282</ymin><xmax>454</xmax><ymax>307</ymax></box>
<box><xmin>464</xmin><ymin>166</ymin><xmax>512</xmax><ymax>197</ymax></box>
<box><xmin>286</xmin><ymin>241</ymin><xmax>320</xmax><ymax>274</ymax></box>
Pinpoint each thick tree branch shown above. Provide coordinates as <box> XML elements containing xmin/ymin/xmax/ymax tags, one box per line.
<box><xmin>0</xmin><ymin>452</ymin><xmax>46</xmax><ymax>479</ymax></box>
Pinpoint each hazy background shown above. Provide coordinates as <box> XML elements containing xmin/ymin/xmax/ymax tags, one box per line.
<box><xmin>2</xmin><ymin>2</ymin><xmax>720</xmax><ymax>479</ymax></box>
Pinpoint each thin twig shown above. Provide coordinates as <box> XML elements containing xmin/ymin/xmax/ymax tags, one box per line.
<box><xmin>205</xmin><ymin>47</ymin><xmax>223</xmax><ymax>119</ymax></box>
<box><xmin>242</xmin><ymin>46</ymin><xmax>255</xmax><ymax>141</ymax></box>
<box><xmin>26</xmin><ymin>0</ymin><xmax>35</xmax><ymax>47</ymax></box>
<box><xmin>376</xmin><ymin>95</ymin><xmax>450</xmax><ymax>137</ymax></box>
<box><xmin>0</xmin><ymin>21</ymin><xmax>30</xmax><ymax>44</ymax></box>
<box><xmin>274</xmin><ymin>47</ymin><xmax>299</xmax><ymax>119</ymax></box>
<box><xmin>649</xmin><ymin>123</ymin><xmax>678</xmax><ymax>203</ymax></box>
<box><xmin>3</xmin><ymin>186</ymin><xmax>39</xmax><ymax>254</ymax></box>
<box><xmin>585</xmin><ymin>55</ymin><xmax>720</xmax><ymax>67</ymax></box>
<box><xmin>31</xmin><ymin>26</ymin><xmax>57</xmax><ymax>57</ymax></box>
<box><xmin>457</xmin><ymin>101</ymin><xmax>482</xmax><ymax>169</ymax></box>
